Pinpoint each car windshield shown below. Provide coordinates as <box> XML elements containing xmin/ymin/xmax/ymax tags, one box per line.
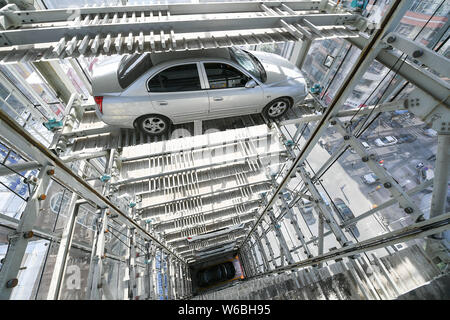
<box><xmin>336</xmin><ymin>203</ymin><xmax>351</xmax><ymax>216</ymax></box>
<box><xmin>228</xmin><ymin>47</ymin><xmax>267</xmax><ymax>83</ymax></box>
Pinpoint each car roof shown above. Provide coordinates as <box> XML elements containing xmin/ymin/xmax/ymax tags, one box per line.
<box><xmin>150</xmin><ymin>48</ymin><xmax>232</xmax><ymax>66</ymax></box>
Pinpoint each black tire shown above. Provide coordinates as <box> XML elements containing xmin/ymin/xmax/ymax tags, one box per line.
<box><xmin>262</xmin><ymin>97</ymin><xmax>291</xmax><ymax>119</ymax></box>
<box><xmin>136</xmin><ymin>114</ymin><xmax>170</xmax><ymax>136</ymax></box>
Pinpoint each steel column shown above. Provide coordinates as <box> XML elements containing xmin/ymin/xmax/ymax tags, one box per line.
<box><xmin>279</xmin><ymin>194</ymin><xmax>313</xmax><ymax>259</ymax></box>
<box><xmin>268</xmin><ymin>209</ymin><xmax>295</xmax><ymax>264</ymax></box>
<box><xmin>46</xmin><ymin>193</ymin><xmax>80</xmax><ymax>300</ymax></box>
<box><xmin>253</xmin><ymin>233</ymin><xmax>270</xmax><ymax>272</ymax></box>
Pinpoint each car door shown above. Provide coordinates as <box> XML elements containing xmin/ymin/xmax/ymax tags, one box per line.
<box><xmin>147</xmin><ymin>62</ymin><xmax>209</xmax><ymax>123</ymax></box>
<box><xmin>201</xmin><ymin>62</ymin><xmax>263</xmax><ymax>116</ymax></box>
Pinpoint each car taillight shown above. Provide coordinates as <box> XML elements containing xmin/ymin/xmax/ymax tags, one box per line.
<box><xmin>94</xmin><ymin>96</ymin><xmax>103</xmax><ymax>114</ymax></box>
<box><xmin>187</xmin><ymin>237</ymin><xmax>192</xmax><ymax>240</ymax></box>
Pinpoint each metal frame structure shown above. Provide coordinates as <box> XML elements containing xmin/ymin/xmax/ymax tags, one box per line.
<box><xmin>0</xmin><ymin>0</ymin><xmax>448</xmax><ymax>300</ymax></box>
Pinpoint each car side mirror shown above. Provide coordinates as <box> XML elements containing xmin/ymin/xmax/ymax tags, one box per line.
<box><xmin>245</xmin><ymin>79</ymin><xmax>257</xmax><ymax>88</ymax></box>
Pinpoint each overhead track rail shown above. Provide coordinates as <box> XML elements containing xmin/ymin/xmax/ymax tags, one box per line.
<box><xmin>0</xmin><ymin>1</ymin><xmax>359</xmax><ymax>62</ymax></box>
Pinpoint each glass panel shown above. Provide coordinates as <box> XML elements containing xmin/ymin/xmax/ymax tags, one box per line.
<box><xmin>11</xmin><ymin>238</ymin><xmax>50</xmax><ymax>300</ymax></box>
<box><xmin>72</xmin><ymin>203</ymin><xmax>97</xmax><ymax>248</ymax></box>
<box><xmin>35</xmin><ymin>181</ymin><xmax>74</xmax><ymax>235</ymax></box>
<box><xmin>34</xmin><ymin>240</ymin><xmax>60</xmax><ymax>299</ymax></box>
<box><xmin>59</xmin><ymin>246</ymin><xmax>91</xmax><ymax>299</ymax></box>
<box><xmin>102</xmin><ymin>257</ymin><xmax>126</xmax><ymax>300</ymax></box>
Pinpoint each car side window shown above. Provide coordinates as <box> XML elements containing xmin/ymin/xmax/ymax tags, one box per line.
<box><xmin>204</xmin><ymin>63</ymin><xmax>250</xmax><ymax>89</ymax></box>
<box><xmin>147</xmin><ymin>64</ymin><xmax>201</xmax><ymax>92</ymax></box>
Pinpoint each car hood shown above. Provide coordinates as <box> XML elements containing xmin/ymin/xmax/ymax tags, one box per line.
<box><xmin>250</xmin><ymin>50</ymin><xmax>306</xmax><ymax>87</ymax></box>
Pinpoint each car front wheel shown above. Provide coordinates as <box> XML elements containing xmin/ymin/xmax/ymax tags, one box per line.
<box><xmin>137</xmin><ymin>114</ymin><xmax>170</xmax><ymax>136</ymax></box>
<box><xmin>263</xmin><ymin>98</ymin><xmax>291</xmax><ymax>119</ymax></box>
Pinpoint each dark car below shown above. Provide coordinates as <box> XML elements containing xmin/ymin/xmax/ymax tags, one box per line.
<box><xmin>197</xmin><ymin>261</ymin><xmax>236</xmax><ymax>288</ymax></box>
<box><xmin>333</xmin><ymin>198</ymin><xmax>360</xmax><ymax>238</ymax></box>
<box><xmin>396</xmin><ymin>134</ymin><xmax>417</xmax><ymax>144</ymax></box>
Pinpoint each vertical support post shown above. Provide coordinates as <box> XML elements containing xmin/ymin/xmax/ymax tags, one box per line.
<box><xmin>85</xmin><ymin>208</ymin><xmax>108</xmax><ymax>300</ymax></box>
<box><xmin>46</xmin><ymin>194</ymin><xmax>80</xmax><ymax>299</ymax></box>
<box><xmin>172</xmin><ymin>258</ymin><xmax>178</xmax><ymax>300</ymax></box>
<box><xmin>239</xmin><ymin>250</ymin><xmax>251</xmax><ymax>277</ymax></box>
<box><xmin>150</xmin><ymin>243</ymin><xmax>157</xmax><ymax>299</ymax></box>
<box><xmin>318</xmin><ymin>214</ymin><xmax>324</xmax><ymax>268</ymax></box>
<box><xmin>160</xmin><ymin>249</ymin><xmax>166</xmax><ymax>300</ymax></box>
<box><xmin>429</xmin><ymin>134</ymin><xmax>450</xmax><ymax>222</ymax></box>
<box><xmin>297</xmin><ymin>166</ymin><xmax>350</xmax><ymax>247</ymax></box>
<box><xmin>262</xmin><ymin>232</ymin><xmax>278</xmax><ymax>269</ymax></box>
<box><xmin>426</xmin><ymin>133</ymin><xmax>450</xmax><ymax>264</ymax></box>
<box><xmin>129</xmin><ymin>230</ymin><xmax>138</xmax><ymax>300</ymax></box>
<box><xmin>156</xmin><ymin>248</ymin><xmax>162</xmax><ymax>300</ymax></box>
<box><xmin>0</xmin><ymin>165</ymin><xmax>51</xmax><ymax>300</ymax></box>
<box><xmin>279</xmin><ymin>193</ymin><xmax>313</xmax><ymax>259</ymax></box>
<box><xmin>143</xmin><ymin>240</ymin><xmax>152</xmax><ymax>300</ymax></box>
<box><xmin>179</xmin><ymin>262</ymin><xmax>185</xmax><ymax>299</ymax></box>
<box><xmin>293</xmin><ymin>39</ymin><xmax>312</xmax><ymax>70</ymax></box>
<box><xmin>250</xmin><ymin>242</ymin><xmax>262</xmax><ymax>273</ymax></box>
<box><xmin>244</xmin><ymin>245</ymin><xmax>255</xmax><ymax>276</ymax></box>
<box><xmin>253</xmin><ymin>233</ymin><xmax>270</xmax><ymax>272</ymax></box>
<box><xmin>268</xmin><ymin>209</ymin><xmax>295</xmax><ymax>264</ymax></box>
<box><xmin>166</xmin><ymin>255</ymin><xmax>172</xmax><ymax>300</ymax></box>
<box><xmin>185</xmin><ymin>265</ymin><xmax>192</xmax><ymax>297</ymax></box>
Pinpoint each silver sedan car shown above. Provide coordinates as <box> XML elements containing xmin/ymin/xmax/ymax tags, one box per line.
<box><xmin>92</xmin><ymin>47</ymin><xmax>308</xmax><ymax>135</ymax></box>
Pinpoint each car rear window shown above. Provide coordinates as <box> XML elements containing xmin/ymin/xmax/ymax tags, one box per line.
<box><xmin>118</xmin><ymin>53</ymin><xmax>153</xmax><ymax>89</ymax></box>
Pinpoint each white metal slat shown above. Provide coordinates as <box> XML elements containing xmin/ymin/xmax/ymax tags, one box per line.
<box><xmin>127</xmin><ymin>32</ymin><xmax>134</xmax><ymax>51</ymax></box>
<box><xmin>65</xmin><ymin>36</ymin><xmax>78</xmax><ymax>55</ymax></box>
<box><xmin>91</xmin><ymin>34</ymin><xmax>101</xmax><ymax>54</ymax></box>
<box><xmin>92</xmin><ymin>14</ymin><xmax>100</xmax><ymax>25</ymax></box>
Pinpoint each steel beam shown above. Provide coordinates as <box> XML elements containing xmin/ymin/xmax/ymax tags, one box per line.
<box><xmin>0</xmin><ymin>2</ymin><xmax>323</xmax><ymax>25</ymax></box>
<box><xmin>0</xmin><ymin>161</ymin><xmax>41</xmax><ymax>177</ymax></box>
<box><xmin>279</xmin><ymin>99</ymin><xmax>407</xmax><ymax>126</ymax></box>
<box><xmin>347</xmin><ymin>36</ymin><xmax>450</xmax><ymax>107</ymax></box>
<box><xmin>246</xmin><ymin>212</ymin><xmax>450</xmax><ymax>278</ymax></box>
<box><xmin>0</xmin><ymin>13</ymin><xmax>354</xmax><ymax>47</ymax></box>
<box><xmin>382</xmin><ymin>32</ymin><xmax>450</xmax><ymax>80</ymax></box>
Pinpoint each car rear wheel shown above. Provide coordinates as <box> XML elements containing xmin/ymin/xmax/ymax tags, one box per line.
<box><xmin>263</xmin><ymin>97</ymin><xmax>291</xmax><ymax>119</ymax></box>
<box><xmin>137</xmin><ymin>114</ymin><xmax>170</xmax><ymax>136</ymax></box>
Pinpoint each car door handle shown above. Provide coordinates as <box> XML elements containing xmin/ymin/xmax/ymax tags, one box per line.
<box><xmin>157</xmin><ymin>101</ymin><xmax>168</xmax><ymax>105</ymax></box>
<box><xmin>213</xmin><ymin>97</ymin><xmax>223</xmax><ymax>101</ymax></box>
